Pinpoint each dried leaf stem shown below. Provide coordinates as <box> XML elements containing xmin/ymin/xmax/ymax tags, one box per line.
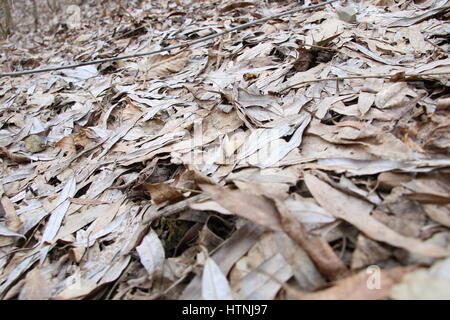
<box><xmin>278</xmin><ymin>71</ymin><xmax>450</xmax><ymax>93</ymax></box>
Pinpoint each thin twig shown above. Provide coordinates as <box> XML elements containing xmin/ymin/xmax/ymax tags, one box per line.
<box><xmin>0</xmin><ymin>0</ymin><xmax>337</xmax><ymax>78</ymax></box>
<box><xmin>278</xmin><ymin>71</ymin><xmax>450</xmax><ymax>93</ymax></box>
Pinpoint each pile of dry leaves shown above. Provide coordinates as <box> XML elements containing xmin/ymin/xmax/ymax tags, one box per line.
<box><xmin>0</xmin><ymin>0</ymin><xmax>449</xmax><ymax>300</ymax></box>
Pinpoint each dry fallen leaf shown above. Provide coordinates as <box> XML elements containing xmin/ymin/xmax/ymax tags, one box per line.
<box><xmin>200</xmin><ymin>184</ymin><xmax>282</xmax><ymax>231</ymax></box>
<box><xmin>140</xmin><ymin>50</ymin><xmax>191</xmax><ymax>80</ymax></box>
<box><xmin>202</xmin><ymin>257</ymin><xmax>233</xmax><ymax>300</ymax></box>
<box><xmin>19</xmin><ymin>267</ymin><xmax>53</xmax><ymax>300</ymax></box>
<box><xmin>275</xmin><ymin>198</ymin><xmax>348</xmax><ymax>281</ymax></box>
<box><xmin>136</xmin><ymin>229</ymin><xmax>165</xmax><ymax>277</ymax></box>
<box><xmin>292</xmin><ymin>266</ymin><xmax>416</xmax><ymax>300</ymax></box>
<box><xmin>142</xmin><ymin>183</ymin><xmax>184</xmax><ymax>204</ymax></box>
<box><xmin>0</xmin><ymin>146</ymin><xmax>31</xmax><ymax>164</ymax></box>
<box><xmin>304</xmin><ymin>173</ymin><xmax>449</xmax><ymax>258</ymax></box>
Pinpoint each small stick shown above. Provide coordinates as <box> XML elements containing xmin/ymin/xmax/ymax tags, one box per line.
<box><xmin>278</xmin><ymin>71</ymin><xmax>450</xmax><ymax>93</ymax></box>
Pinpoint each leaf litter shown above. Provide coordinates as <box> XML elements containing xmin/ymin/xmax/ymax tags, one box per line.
<box><xmin>0</xmin><ymin>0</ymin><xmax>449</xmax><ymax>300</ymax></box>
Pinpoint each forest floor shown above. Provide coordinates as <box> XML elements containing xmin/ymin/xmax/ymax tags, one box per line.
<box><xmin>0</xmin><ymin>0</ymin><xmax>449</xmax><ymax>300</ymax></box>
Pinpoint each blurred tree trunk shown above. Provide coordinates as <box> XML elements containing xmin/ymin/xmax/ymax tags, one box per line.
<box><xmin>32</xmin><ymin>0</ymin><xmax>38</xmax><ymax>31</ymax></box>
<box><xmin>1</xmin><ymin>0</ymin><xmax>13</xmax><ymax>37</ymax></box>
<box><xmin>47</xmin><ymin>0</ymin><xmax>61</xmax><ymax>13</ymax></box>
